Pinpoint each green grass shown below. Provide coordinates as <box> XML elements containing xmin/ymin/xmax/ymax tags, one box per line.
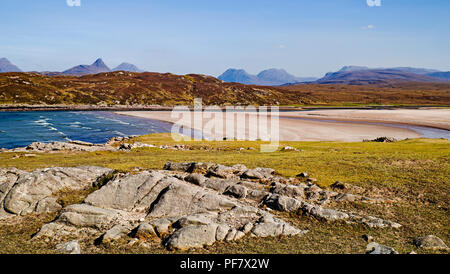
<box><xmin>0</xmin><ymin>134</ymin><xmax>449</xmax><ymax>254</ymax></box>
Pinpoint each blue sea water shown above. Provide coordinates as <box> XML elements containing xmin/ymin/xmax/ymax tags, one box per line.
<box><xmin>0</xmin><ymin>111</ymin><xmax>174</xmax><ymax>149</ymax></box>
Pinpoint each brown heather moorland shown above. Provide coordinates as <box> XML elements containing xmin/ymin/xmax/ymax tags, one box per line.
<box><xmin>0</xmin><ymin>72</ymin><xmax>449</xmax><ymax>107</ymax></box>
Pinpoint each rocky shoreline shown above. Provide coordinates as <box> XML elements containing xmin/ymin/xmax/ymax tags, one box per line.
<box><xmin>0</xmin><ymin>136</ymin><xmax>189</xmax><ymax>153</ymax></box>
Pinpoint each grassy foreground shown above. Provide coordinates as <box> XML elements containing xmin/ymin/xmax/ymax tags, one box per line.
<box><xmin>0</xmin><ymin>134</ymin><xmax>449</xmax><ymax>254</ymax></box>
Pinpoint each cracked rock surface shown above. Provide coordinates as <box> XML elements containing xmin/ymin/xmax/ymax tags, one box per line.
<box><xmin>25</xmin><ymin>162</ymin><xmax>402</xmax><ymax>251</ymax></box>
<box><xmin>0</xmin><ymin>166</ymin><xmax>114</xmax><ymax>217</ymax></box>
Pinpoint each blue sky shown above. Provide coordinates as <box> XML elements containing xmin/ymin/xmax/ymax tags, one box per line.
<box><xmin>1</xmin><ymin>0</ymin><xmax>449</xmax><ymax>77</ymax></box>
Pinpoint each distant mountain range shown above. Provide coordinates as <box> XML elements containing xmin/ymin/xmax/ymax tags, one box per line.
<box><xmin>0</xmin><ymin>57</ymin><xmax>144</xmax><ymax>76</ymax></box>
<box><xmin>62</xmin><ymin>58</ymin><xmax>112</xmax><ymax>76</ymax></box>
<box><xmin>0</xmin><ymin>58</ymin><xmax>22</xmax><ymax>73</ymax></box>
<box><xmin>218</xmin><ymin>68</ymin><xmax>317</xmax><ymax>86</ymax></box>
<box><xmin>62</xmin><ymin>59</ymin><xmax>145</xmax><ymax>75</ymax></box>
<box><xmin>2</xmin><ymin>57</ymin><xmax>450</xmax><ymax>84</ymax></box>
<box><xmin>315</xmin><ymin>66</ymin><xmax>449</xmax><ymax>84</ymax></box>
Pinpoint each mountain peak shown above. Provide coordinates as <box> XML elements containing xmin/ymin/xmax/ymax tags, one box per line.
<box><xmin>113</xmin><ymin>62</ymin><xmax>144</xmax><ymax>72</ymax></box>
<box><xmin>62</xmin><ymin>58</ymin><xmax>111</xmax><ymax>76</ymax></box>
<box><xmin>219</xmin><ymin>68</ymin><xmax>317</xmax><ymax>86</ymax></box>
<box><xmin>92</xmin><ymin>58</ymin><xmax>108</xmax><ymax>68</ymax></box>
<box><xmin>218</xmin><ymin>69</ymin><xmax>259</xmax><ymax>85</ymax></box>
<box><xmin>0</xmin><ymin>58</ymin><xmax>22</xmax><ymax>73</ymax></box>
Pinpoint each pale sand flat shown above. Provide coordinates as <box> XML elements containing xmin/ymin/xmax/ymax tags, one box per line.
<box><xmin>280</xmin><ymin>108</ymin><xmax>450</xmax><ymax>130</ymax></box>
<box><xmin>114</xmin><ymin>110</ymin><xmax>436</xmax><ymax>142</ymax></box>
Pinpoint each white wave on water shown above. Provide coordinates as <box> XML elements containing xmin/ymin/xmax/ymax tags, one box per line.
<box><xmin>112</xmin><ymin>130</ymin><xmax>126</xmax><ymax>136</ymax></box>
<box><xmin>95</xmin><ymin>115</ymin><xmax>131</xmax><ymax>125</ymax></box>
<box><xmin>32</xmin><ymin>117</ymin><xmax>69</xmax><ymax>138</ymax></box>
<box><xmin>33</xmin><ymin>118</ymin><xmax>52</xmax><ymax>127</ymax></box>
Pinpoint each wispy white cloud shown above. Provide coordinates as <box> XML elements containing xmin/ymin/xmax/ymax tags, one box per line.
<box><xmin>362</xmin><ymin>25</ymin><xmax>375</xmax><ymax>30</ymax></box>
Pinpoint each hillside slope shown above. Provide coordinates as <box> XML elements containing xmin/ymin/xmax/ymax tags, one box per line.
<box><xmin>1</xmin><ymin>72</ymin><xmax>449</xmax><ymax>106</ymax></box>
<box><xmin>0</xmin><ymin>71</ymin><xmax>299</xmax><ymax>106</ymax></box>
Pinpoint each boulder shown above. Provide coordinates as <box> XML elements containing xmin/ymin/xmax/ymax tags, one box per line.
<box><xmin>166</xmin><ymin>224</ymin><xmax>219</xmax><ymax>250</ymax></box>
<box><xmin>55</xmin><ymin>240</ymin><xmax>81</xmax><ymax>254</ymax></box>
<box><xmin>366</xmin><ymin>242</ymin><xmax>398</xmax><ymax>254</ymax></box>
<box><xmin>242</xmin><ymin>168</ymin><xmax>274</xmax><ymax>180</ymax></box>
<box><xmin>414</xmin><ymin>235</ymin><xmax>449</xmax><ymax>250</ymax></box>
<box><xmin>101</xmin><ymin>224</ymin><xmax>130</xmax><ymax>244</ymax></box>
<box><xmin>134</xmin><ymin>223</ymin><xmax>157</xmax><ymax>240</ymax></box>
<box><xmin>207</xmin><ymin>164</ymin><xmax>235</xmax><ymax>179</ymax></box>
<box><xmin>264</xmin><ymin>194</ymin><xmax>302</xmax><ymax>212</ymax></box>
<box><xmin>224</xmin><ymin>184</ymin><xmax>248</xmax><ymax>199</ymax></box>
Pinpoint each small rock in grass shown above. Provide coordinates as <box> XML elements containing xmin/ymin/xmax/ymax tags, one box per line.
<box><xmin>296</xmin><ymin>172</ymin><xmax>308</xmax><ymax>178</ymax></box>
<box><xmin>365</xmin><ymin>242</ymin><xmax>398</xmax><ymax>254</ymax></box>
<box><xmin>414</xmin><ymin>235</ymin><xmax>449</xmax><ymax>250</ymax></box>
<box><xmin>55</xmin><ymin>240</ymin><xmax>81</xmax><ymax>254</ymax></box>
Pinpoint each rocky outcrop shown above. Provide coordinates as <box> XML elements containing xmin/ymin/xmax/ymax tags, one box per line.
<box><xmin>7</xmin><ymin>141</ymin><xmax>117</xmax><ymax>153</ymax></box>
<box><xmin>0</xmin><ymin>166</ymin><xmax>114</xmax><ymax>218</ymax></box>
<box><xmin>29</xmin><ymin>161</ymin><xmax>403</xmax><ymax>251</ymax></box>
<box><xmin>33</xmin><ymin>165</ymin><xmax>308</xmax><ymax>250</ymax></box>
<box><xmin>2</xmin><ymin>138</ymin><xmax>188</xmax><ymax>153</ymax></box>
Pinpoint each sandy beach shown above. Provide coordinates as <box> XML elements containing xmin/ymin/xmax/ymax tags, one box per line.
<box><xmin>115</xmin><ymin>108</ymin><xmax>450</xmax><ymax>142</ymax></box>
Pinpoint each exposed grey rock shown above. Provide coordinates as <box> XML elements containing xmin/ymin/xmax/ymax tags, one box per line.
<box><xmin>84</xmin><ymin>171</ymin><xmax>167</xmax><ymax>212</ymax></box>
<box><xmin>207</xmin><ymin>164</ymin><xmax>235</xmax><ymax>179</ymax></box>
<box><xmin>348</xmin><ymin>214</ymin><xmax>402</xmax><ymax>229</ymax></box>
<box><xmin>242</xmin><ymin>168</ymin><xmax>274</xmax><ymax>180</ymax></box>
<box><xmin>271</xmin><ymin>183</ymin><xmax>305</xmax><ymax>200</ymax></box>
<box><xmin>225</xmin><ymin>228</ymin><xmax>237</xmax><ymax>241</ymax></box>
<box><xmin>11</xmin><ymin>141</ymin><xmax>117</xmax><ymax>153</ymax></box>
<box><xmin>184</xmin><ymin>173</ymin><xmax>207</xmax><ymax>186</ymax></box>
<box><xmin>29</xmin><ymin>161</ymin><xmax>401</xmax><ymax>251</ymax></box>
<box><xmin>134</xmin><ymin>223</ymin><xmax>157</xmax><ymax>240</ymax></box>
<box><xmin>1</xmin><ymin>166</ymin><xmax>113</xmax><ymax>216</ymax></box>
<box><xmin>101</xmin><ymin>224</ymin><xmax>130</xmax><ymax>244</ymax></box>
<box><xmin>302</xmin><ymin>202</ymin><xmax>350</xmax><ymax>221</ymax></box>
<box><xmin>242</xmin><ymin>222</ymin><xmax>254</xmax><ymax>234</ymax></box>
<box><xmin>35</xmin><ymin>197</ymin><xmax>62</xmax><ymax>214</ymax></box>
<box><xmin>231</xmin><ymin>164</ymin><xmax>248</xmax><ymax>176</ymax></box>
<box><xmin>149</xmin><ymin>218</ymin><xmax>175</xmax><ymax>236</ymax></box>
<box><xmin>166</xmin><ymin>224</ymin><xmax>218</xmax><ymax>250</ymax></box>
<box><xmin>174</xmin><ymin>213</ymin><xmax>216</xmax><ymax>228</ymax></box>
<box><xmin>55</xmin><ymin>240</ymin><xmax>81</xmax><ymax>254</ymax></box>
<box><xmin>264</xmin><ymin>194</ymin><xmax>302</xmax><ymax>212</ymax></box>
<box><xmin>58</xmin><ymin>204</ymin><xmax>120</xmax><ymax>229</ymax></box>
<box><xmin>163</xmin><ymin>162</ymin><xmax>193</xmax><ymax>172</ymax></box>
<box><xmin>119</xmin><ymin>142</ymin><xmax>156</xmax><ymax>151</ymax></box>
<box><xmin>224</xmin><ymin>184</ymin><xmax>248</xmax><ymax>199</ymax></box>
<box><xmin>251</xmin><ymin>222</ymin><xmax>284</xmax><ymax>237</ymax></box>
<box><xmin>414</xmin><ymin>235</ymin><xmax>449</xmax><ymax>250</ymax></box>
<box><xmin>366</xmin><ymin>242</ymin><xmax>398</xmax><ymax>254</ymax></box>
<box><xmin>234</xmin><ymin>230</ymin><xmax>246</xmax><ymax>241</ymax></box>
<box><xmin>216</xmin><ymin>224</ymin><xmax>230</xmax><ymax>241</ymax></box>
